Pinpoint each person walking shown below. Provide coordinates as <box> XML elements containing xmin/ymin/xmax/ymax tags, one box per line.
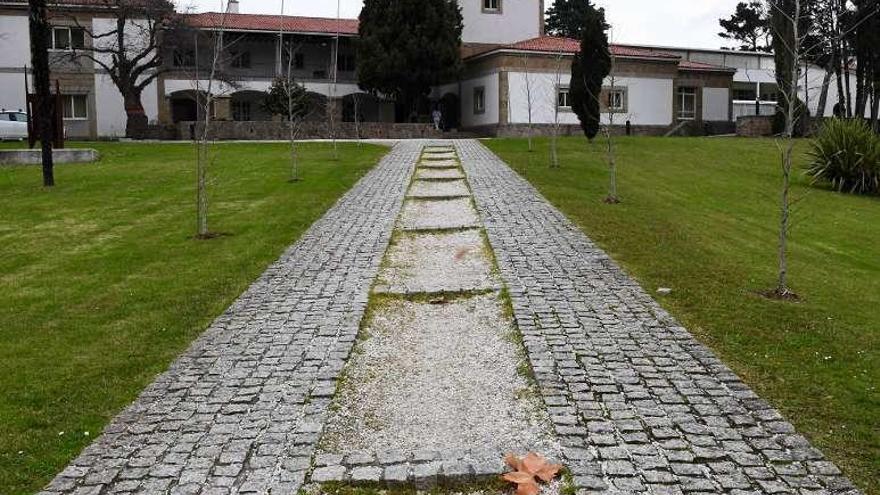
<box><xmin>432</xmin><ymin>107</ymin><xmax>443</xmax><ymax>131</ymax></box>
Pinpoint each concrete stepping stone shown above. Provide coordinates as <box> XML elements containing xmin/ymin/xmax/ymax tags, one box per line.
<box><xmin>407</xmin><ymin>179</ymin><xmax>470</xmax><ymax>198</ymax></box>
<box><xmin>419</xmin><ymin>159</ymin><xmax>459</xmax><ymax>169</ymax></box>
<box><xmin>424</xmin><ymin>147</ymin><xmax>455</xmax><ymax>154</ymax></box>
<box><xmin>318</xmin><ymin>294</ymin><xmax>558</xmax><ymax>458</ymax></box>
<box><xmin>374</xmin><ymin>230</ymin><xmax>501</xmax><ymax>294</ymax></box>
<box><xmin>398</xmin><ymin>198</ymin><xmax>480</xmax><ymax>231</ymax></box>
<box><xmin>416</xmin><ymin>168</ymin><xmax>466</xmax><ymax>180</ymax></box>
<box><xmin>422</xmin><ymin>152</ymin><xmax>457</xmax><ymax>161</ymax></box>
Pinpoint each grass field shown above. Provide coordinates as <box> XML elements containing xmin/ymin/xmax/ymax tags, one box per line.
<box><xmin>0</xmin><ymin>141</ymin><xmax>387</xmax><ymax>493</ymax></box>
<box><xmin>485</xmin><ymin>136</ymin><xmax>879</xmax><ymax>493</ymax></box>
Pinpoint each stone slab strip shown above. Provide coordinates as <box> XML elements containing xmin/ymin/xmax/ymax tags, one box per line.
<box><xmin>456</xmin><ymin>139</ymin><xmax>861</xmax><ymax>495</ymax></box>
<box><xmin>39</xmin><ymin>142</ymin><xmax>422</xmax><ymax>495</ymax></box>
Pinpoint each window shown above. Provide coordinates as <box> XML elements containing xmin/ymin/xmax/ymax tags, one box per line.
<box><xmin>677</xmin><ymin>86</ymin><xmax>697</xmax><ymax>120</ymax></box>
<box><xmin>294</xmin><ymin>53</ymin><xmax>305</xmax><ymax>69</ymax></box>
<box><xmin>173</xmin><ymin>49</ymin><xmax>195</xmax><ymax>68</ymax></box>
<box><xmin>232</xmin><ymin>101</ymin><xmax>251</xmax><ymax>121</ymax></box>
<box><xmin>473</xmin><ymin>86</ymin><xmax>485</xmax><ymax>114</ymax></box>
<box><xmin>483</xmin><ymin>0</ymin><xmax>501</xmax><ymax>12</ymax></box>
<box><xmin>337</xmin><ymin>54</ymin><xmax>356</xmax><ymax>72</ymax></box>
<box><xmin>230</xmin><ymin>51</ymin><xmax>251</xmax><ymax>69</ymax></box>
<box><xmin>10</xmin><ymin>112</ymin><xmax>28</xmax><ymax>122</ymax></box>
<box><xmin>557</xmin><ymin>86</ymin><xmax>571</xmax><ymax>109</ymax></box>
<box><xmin>62</xmin><ymin>95</ymin><xmax>88</xmax><ymax>120</ymax></box>
<box><xmin>0</xmin><ymin>113</ymin><xmax>10</xmax><ymax>121</ymax></box>
<box><xmin>52</xmin><ymin>27</ymin><xmax>85</xmax><ymax>50</ymax></box>
<box><xmin>606</xmin><ymin>89</ymin><xmax>625</xmax><ymax>111</ymax></box>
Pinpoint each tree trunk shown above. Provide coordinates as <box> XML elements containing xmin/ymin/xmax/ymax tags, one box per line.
<box><xmin>124</xmin><ymin>90</ymin><xmax>148</xmax><ymax>139</ymax></box>
<box><xmin>815</xmin><ymin>68</ymin><xmax>832</xmax><ymax>118</ymax></box>
<box><xmin>28</xmin><ymin>0</ymin><xmax>54</xmax><ymax>187</ymax></box>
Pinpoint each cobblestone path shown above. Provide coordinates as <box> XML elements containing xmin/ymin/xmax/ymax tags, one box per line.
<box><xmin>40</xmin><ymin>140</ymin><xmax>861</xmax><ymax>495</ymax></box>
<box><xmin>40</xmin><ymin>143</ymin><xmax>421</xmax><ymax>495</ymax></box>
<box><xmin>456</xmin><ymin>140</ymin><xmax>860</xmax><ymax>495</ymax></box>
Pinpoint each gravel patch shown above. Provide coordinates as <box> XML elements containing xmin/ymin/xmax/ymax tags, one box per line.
<box><xmin>374</xmin><ymin>230</ymin><xmax>500</xmax><ymax>294</ymax></box>
<box><xmin>417</xmin><ymin>168</ymin><xmax>466</xmax><ymax>180</ymax></box>
<box><xmin>407</xmin><ymin>179</ymin><xmax>470</xmax><ymax>198</ymax></box>
<box><xmin>419</xmin><ymin>159</ymin><xmax>460</xmax><ymax>168</ymax></box>
<box><xmin>398</xmin><ymin>198</ymin><xmax>480</xmax><ymax>231</ymax></box>
<box><xmin>319</xmin><ymin>294</ymin><xmax>558</xmax><ymax>457</ymax></box>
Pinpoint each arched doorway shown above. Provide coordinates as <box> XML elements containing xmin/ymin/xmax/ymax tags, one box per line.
<box><xmin>169</xmin><ymin>90</ymin><xmax>202</xmax><ymax>123</ymax></box>
<box><xmin>439</xmin><ymin>93</ymin><xmax>460</xmax><ymax>130</ymax></box>
<box><xmin>230</xmin><ymin>91</ymin><xmax>272</xmax><ymax>121</ymax></box>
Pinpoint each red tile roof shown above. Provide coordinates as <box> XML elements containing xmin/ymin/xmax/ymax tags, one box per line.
<box><xmin>185</xmin><ymin>12</ymin><xmax>359</xmax><ymax>36</ymax></box>
<box><xmin>679</xmin><ymin>59</ymin><xmax>737</xmax><ymax>73</ymax></box>
<box><xmin>502</xmin><ymin>36</ymin><xmax>679</xmax><ymax>60</ymax></box>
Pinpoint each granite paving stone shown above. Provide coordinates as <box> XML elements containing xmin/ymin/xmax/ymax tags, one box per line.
<box><xmin>455</xmin><ymin>139</ymin><xmax>861</xmax><ymax>495</ymax></box>
<box><xmin>38</xmin><ymin>142</ymin><xmax>422</xmax><ymax>494</ymax></box>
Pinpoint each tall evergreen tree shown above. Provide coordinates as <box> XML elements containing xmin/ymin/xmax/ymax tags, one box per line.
<box><xmin>546</xmin><ymin>0</ymin><xmax>594</xmax><ymax>38</ymax></box>
<box><xmin>719</xmin><ymin>1</ymin><xmax>773</xmax><ymax>52</ymax></box>
<box><xmin>569</xmin><ymin>1</ymin><xmax>610</xmax><ymax>141</ymax></box>
<box><xmin>357</xmin><ymin>0</ymin><xmax>462</xmax><ymax>121</ymax></box>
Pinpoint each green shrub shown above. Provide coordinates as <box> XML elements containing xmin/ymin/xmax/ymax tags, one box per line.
<box><xmin>806</xmin><ymin>118</ymin><xmax>880</xmax><ymax>195</ymax></box>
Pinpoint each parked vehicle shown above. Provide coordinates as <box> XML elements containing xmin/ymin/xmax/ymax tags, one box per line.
<box><xmin>0</xmin><ymin>110</ymin><xmax>29</xmax><ymax>140</ymax></box>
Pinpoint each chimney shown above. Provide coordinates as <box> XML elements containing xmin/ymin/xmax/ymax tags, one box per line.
<box><xmin>227</xmin><ymin>0</ymin><xmax>240</xmax><ymax>14</ymax></box>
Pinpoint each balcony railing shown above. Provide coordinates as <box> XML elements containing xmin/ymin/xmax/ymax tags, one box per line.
<box><xmin>733</xmin><ymin>100</ymin><xmax>777</xmax><ymax>119</ymax></box>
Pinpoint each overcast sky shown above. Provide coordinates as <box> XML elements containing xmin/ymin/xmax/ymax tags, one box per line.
<box><xmin>178</xmin><ymin>0</ymin><xmax>743</xmax><ymax>50</ymax></box>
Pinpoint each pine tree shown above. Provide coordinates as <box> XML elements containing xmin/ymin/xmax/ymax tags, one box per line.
<box><xmin>718</xmin><ymin>1</ymin><xmax>773</xmax><ymax>52</ymax></box>
<box><xmin>546</xmin><ymin>0</ymin><xmax>593</xmax><ymax>39</ymax></box>
<box><xmin>357</xmin><ymin>0</ymin><xmax>462</xmax><ymax>120</ymax></box>
<box><xmin>569</xmin><ymin>2</ymin><xmax>610</xmax><ymax>141</ymax></box>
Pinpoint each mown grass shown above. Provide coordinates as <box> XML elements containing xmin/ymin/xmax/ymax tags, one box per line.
<box><xmin>485</xmin><ymin>136</ymin><xmax>879</xmax><ymax>494</ymax></box>
<box><xmin>0</xmin><ymin>141</ymin><xmax>387</xmax><ymax>493</ymax></box>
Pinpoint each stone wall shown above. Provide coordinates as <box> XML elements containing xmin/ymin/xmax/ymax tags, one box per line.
<box><xmin>736</xmin><ymin>115</ymin><xmax>774</xmax><ymax>137</ymax></box>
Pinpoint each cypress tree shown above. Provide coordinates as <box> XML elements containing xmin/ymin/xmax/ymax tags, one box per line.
<box><xmin>357</xmin><ymin>0</ymin><xmax>463</xmax><ymax>121</ymax></box>
<box><xmin>546</xmin><ymin>0</ymin><xmax>594</xmax><ymax>39</ymax></box>
<box><xmin>569</xmin><ymin>2</ymin><xmax>611</xmax><ymax>141</ymax></box>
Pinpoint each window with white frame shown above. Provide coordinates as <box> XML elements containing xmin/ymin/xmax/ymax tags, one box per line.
<box><xmin>606</xmin><ymin>88</ymin><xmax>625</xmax><ymax>112</ymax></box>
<box><xmin>483</xmin><ymin>0</ymin><xmax>501</xmax><ymax>13</ymax></box>
<box><xmin>473</xmin><ymin>86</ymin><xmax>486</xmax><ymax>114</ymax></box>
<box><xmin>52</xmin><ymin>26</ymin><xmax>85</xmax><ymax>50</ymax></box>
<box><xmin>557</xmin><ymin>86</ymin><xmax>571</xmax><ymax>109</ymax></box>
<box><xmin>678</xmin><ymin>86</ymin><xmax>697</xmax><ymax>120</ymax></box>
<box><xmin>62</xmin><ymin>94</ymin><xmax>88</xmax><ymax>120</ymax></box>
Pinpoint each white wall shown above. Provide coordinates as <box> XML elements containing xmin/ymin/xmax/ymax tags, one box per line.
<box><xmin>0</xmin><ymin>15</ymin><xmax>31</xmax><ymax>68</ymax></box>
<box><xmin>94</xmin><ymin>74</ymin><xmax>159</xmax><ymax>137</ymax></box>
<box><xmin>507</xmin><ymin>72</ymin><xmax>674</xmax><ymax>126</ymax></box>
<box><xmin>0</xmin><ymin>15</ymin><xmax>30</xmax><ymax>112</ymax></box>
<box><xmin>702</xmin><ymin>88</ymin><xmax>730</xmax><ymax>122</ymax></box>
<box><xmin>461</xmin><ymin>73</ymin><xmax>499</xmax><ymax>127</ymax></box>
<box><xmin>458</xmin><ymin>0</ymin><xmax>542</xmax><ymax>45</ymax></box>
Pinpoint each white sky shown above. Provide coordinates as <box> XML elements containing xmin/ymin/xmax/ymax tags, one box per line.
<box><xmin>178</xmin><ymin>0</ymin><xmax>743</xmax><ymax>50</ymax></box>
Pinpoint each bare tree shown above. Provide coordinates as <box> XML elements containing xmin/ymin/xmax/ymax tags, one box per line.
<box><xmin>65</xmin><ymin>0</ymin><xmax>184</xmax><ymax>137</ymax></box>
<box><xmin>549</xmin><ymin>50</ymin><xmax>565</xmax><ymax>169</ymax></box>
<box><xmin>518</xmin><ymin>53</ymin><xmax>535</xmax><ymax>152</ymax></box>
<box><xmin>28</xmin><ymin>0</ymin><xmax>54</xmax><ymax>187</ymax></box>
<box><xmin>601</xmin><ymin>49</ymin><xmax>621</xmax><ymax>204</ymax></box>
<box><xmin>769</xmin><ymin>0</ymin><xmax>804</xmax><ymax>298</ymax></box>
<box><xmin>193</xmin><ymin>2</ymin><xmax>236</xmax><ymax>239</ymax></box>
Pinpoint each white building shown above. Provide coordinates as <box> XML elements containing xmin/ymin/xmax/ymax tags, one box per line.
<box><xmin>0</xmin><ymin>0</ymin><xmax>858</xmax><ymax>139</ymax></box>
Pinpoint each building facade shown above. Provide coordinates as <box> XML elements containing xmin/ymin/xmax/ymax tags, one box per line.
<box><xmin>0</xmin><ymin>0</ymin><xmax>856</xmax><ymax>139</ymax></box>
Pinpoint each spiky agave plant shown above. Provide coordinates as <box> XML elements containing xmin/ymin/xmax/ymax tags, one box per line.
<box><xmin>807</xmin><ymin>118</ymin><xmax>880</xmax><ymax>195</ymax></box>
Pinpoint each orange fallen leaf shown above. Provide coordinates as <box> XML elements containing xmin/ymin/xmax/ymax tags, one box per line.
<box><xmin>535</xmin><ymin>463</ymin><xmax>562</xmax><ymax>483</ymax></box>
<box><xmin>516</xmin><ymin>480</ymin><xmax>541</xmax><ymax>495</ymax></box>
<box><xmin>454</xmin><ymin>247</ymin><xmax>471</xmax><ymax>261</ymax></box>
<box><xmin>503</xmin><ymin>471</ymin><xmax>535</xmax><ymax>485</ymax></box>
<box><xmin>504</xmin><ymin>452</ymin><xmax>523</xmax><ymax>471</ymax></box>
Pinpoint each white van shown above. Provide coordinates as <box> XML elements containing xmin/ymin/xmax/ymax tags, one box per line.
<box><xmin>0</xmin><ymin>110</ymin><xmax>29</xmax><ymax>140</ymax></box>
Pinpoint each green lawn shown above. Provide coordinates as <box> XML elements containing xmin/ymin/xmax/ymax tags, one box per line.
<box><xmin>485</xmin><ymin>136</ymin><xmax>879</xmax><ymax>493</ymax></box>
<box><xmin>0</xmin><ymin>141</ymin><xmax>387</xmax><ymax>493</ymax></box>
